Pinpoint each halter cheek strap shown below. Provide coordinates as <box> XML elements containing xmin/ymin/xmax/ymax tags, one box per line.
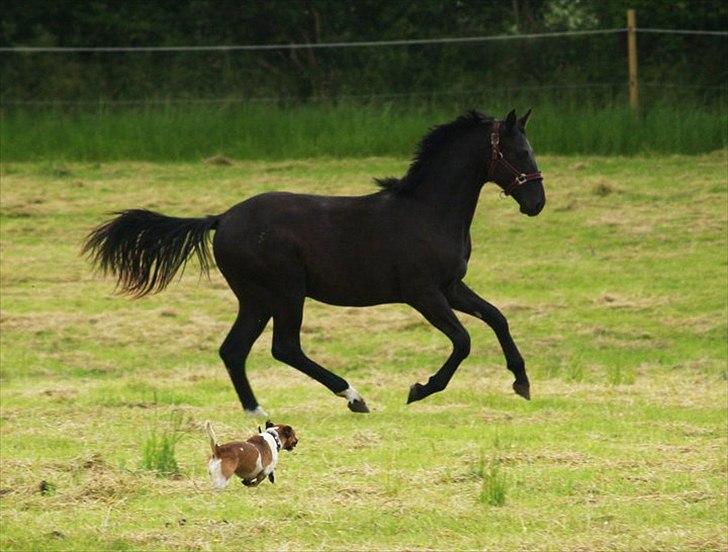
<box><xmin>488</xmin><ymin>121</ymin><xmax>542</xmax><ymax>196</ymax></box>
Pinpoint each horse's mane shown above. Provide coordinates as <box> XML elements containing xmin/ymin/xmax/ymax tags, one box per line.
<box><xmin>375</xmin><ymin>110</ymin><xmax>493</xmax><ymax>194</ymax></box>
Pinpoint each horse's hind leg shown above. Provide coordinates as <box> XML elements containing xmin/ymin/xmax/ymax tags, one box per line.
<box><xmin>270</xmin><ymin>296</ymin><xmax>369</xmax><ymax>413</ymax></box>
<box><xmin>444</xmin><ymin>281</ymin><xmax>530</xmax><ymax>400</ymax></box>
<box><xmin>220</xmin><ymin>300</ymin><xmax>271</xmax><ymax>416</ymax></box>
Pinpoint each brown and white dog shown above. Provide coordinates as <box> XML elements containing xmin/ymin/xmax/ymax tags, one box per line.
<box><xmin>205</xmin><ymin>420</ymin><xmax>298</xmax><ymax>490</ymax></box>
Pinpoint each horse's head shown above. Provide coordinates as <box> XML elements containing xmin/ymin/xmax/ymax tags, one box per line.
<box><xmin>488</xmin><ymin>109</ymin><xmax>545</xmax><ymax>217</ymax></box>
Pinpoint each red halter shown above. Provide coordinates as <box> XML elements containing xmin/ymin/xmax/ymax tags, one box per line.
<box><xmin>487</xmin><ymin>121</ymin><xmax>542</xmax><ymax>196</ymax></box>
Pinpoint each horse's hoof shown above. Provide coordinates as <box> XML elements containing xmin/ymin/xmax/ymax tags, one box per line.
<box><xmin>407</xmin><ymin>383</ymin><xmax>426</xmax><ymax>404</ymax></box>
<box><xmin>337</xmin><ymin>386</ymin><xmax>370</xmax><ymax>413</ymax></box>
<box><xmin>244</xmin><ymin>406</ymin><xmax>269</xmax><ymax>418</ymax></box>
<box><xmin>347</xmin><ymin>398</ymin><xmax>370</xmax><ymax>413</ymax></box>
<box><xmin>513</xmin><ymin>382</ymin><xmax>531</xmax><ymax>400</ymax></box>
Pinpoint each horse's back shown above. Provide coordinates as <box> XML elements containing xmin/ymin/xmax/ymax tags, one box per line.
<box><xmin>213</xmin><ymin>192</ymin><xmax>398</xmax><ymax>303</ymax></box>
<box><xmin>213</xmin><ymin>190</ymin><xmax>464</xmax><ymax>305</ymax></box>
<box><xmin>214</xmin><ymin>191</ymin><xmax>391</xmax><ymax>251</ymax></box>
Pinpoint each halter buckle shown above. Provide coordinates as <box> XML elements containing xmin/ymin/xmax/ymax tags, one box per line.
<box><xmin>516</xmin><ymin>173</ymin><xmax>527</xmax><ymax>185</ymax></box>
<box><xmin>490</xmin><ymin>132</ymin><xmax>499</xmax><ymax>147</ymax></box>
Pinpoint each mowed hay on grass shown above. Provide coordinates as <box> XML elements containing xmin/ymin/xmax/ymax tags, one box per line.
<box><xmin>0</xmin><ymin>153</ymin><xmax>726</xmax><ymax>551</ymax></box>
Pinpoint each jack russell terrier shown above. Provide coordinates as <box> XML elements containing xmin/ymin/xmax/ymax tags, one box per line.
<box><xmin>206</xmin><ymin>420</ymin><xmax>298</xmax><ymax>490</ymax></box>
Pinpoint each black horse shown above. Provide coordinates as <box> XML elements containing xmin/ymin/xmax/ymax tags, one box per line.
<box><xmin>84</xmin><ymin>109</ymin><xmax>545</xmax><ymax>415</ymax></box>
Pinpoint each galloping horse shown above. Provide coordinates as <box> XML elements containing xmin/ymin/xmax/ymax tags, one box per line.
<box><xmin>84</xmin><ymin>109</ymin><xmax>545</xmax><ymax>415</ymax></box>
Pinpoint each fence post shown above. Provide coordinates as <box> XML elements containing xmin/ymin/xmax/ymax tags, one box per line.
<box><xmin>627</xmin><ymin>9</ymin><xmax>639</xmax><ymax>109</ymax></box>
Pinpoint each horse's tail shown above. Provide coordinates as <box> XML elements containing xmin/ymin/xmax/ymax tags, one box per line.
<box><xmin>82</xmin><ymin>209</ymin><xmax>220</xmax><ymax>297</ymax></box>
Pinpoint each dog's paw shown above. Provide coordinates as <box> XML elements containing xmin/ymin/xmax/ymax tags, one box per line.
<box><xmin>245</xmin><ymin>406</ymin><xmax>269</xmax><ymax>418</ymax></box>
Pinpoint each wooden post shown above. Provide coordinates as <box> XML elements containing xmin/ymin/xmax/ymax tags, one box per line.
<box><xmin>627</xmin><ymin>9</ymin><xmax>639</xmax><ymax>109</ymax></box>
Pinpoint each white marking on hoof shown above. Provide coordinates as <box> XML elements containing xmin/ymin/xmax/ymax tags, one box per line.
<box><xmin>336</xmin><ymin>386</ymin><xmax>363</xmax><ymax>404</ymax></box>
<box><xmin>245</xmin><ymin>406</ymin><xmax>269</xmax><ymax>418</ymax></box>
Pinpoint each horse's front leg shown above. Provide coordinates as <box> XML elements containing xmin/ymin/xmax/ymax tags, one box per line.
<box><xmin>406</xmin><ymin>291</ymin><xmax>471</xmax><ymax>404</ymax></box>
<box><xmin>444</xmin><ymin>281</ymin><xmax>530</xmax><ymax>400</ymax></box>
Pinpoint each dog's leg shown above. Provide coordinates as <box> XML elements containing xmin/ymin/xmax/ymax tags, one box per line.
<box><xmin>242</xmin><ymin>474</ymin><xmax>265</xmax><ymax>487</ymax></box>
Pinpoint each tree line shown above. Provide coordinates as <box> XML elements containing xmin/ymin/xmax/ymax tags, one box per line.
<box><xmin>1</xmin><ymin>0</ymin><xmax>726</xmax><ymax>104</ymax></box>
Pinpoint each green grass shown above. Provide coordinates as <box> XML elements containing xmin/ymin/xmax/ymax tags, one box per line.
<box><xmin>2</xmin><ymin>98</ymin><xmax>726</xmax><ymax>161</ymax></box>
<box><xmin>140</xmin><ymin>412</ymin><xmax>186</xmax><ymax>477</ymax></box>
<box><xmin>478</xmin><ymin>455</ymin><xmax>508</xmax><ymax>507</ymax></box>
<box><xmin>1</xmin><ymin>153</ymin><xmax>727</xmax><ymax>550</ymax></box>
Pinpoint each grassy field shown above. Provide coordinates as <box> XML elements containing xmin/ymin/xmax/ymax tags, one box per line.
<box><xmin>2</xmin><ymin>99</ymin><xmax>727</xmax><ymax>161</ymax></box>
<box><xmin>1</xmin><ymin>153</ymin><xmax>726</xmax><ymax>550</ymax></box>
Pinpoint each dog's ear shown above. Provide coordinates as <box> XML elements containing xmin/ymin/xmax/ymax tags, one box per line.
<box><xmin>265</xmin><ymin>420</ymin><xmax>274</xmax><ymax>429</ymax></box>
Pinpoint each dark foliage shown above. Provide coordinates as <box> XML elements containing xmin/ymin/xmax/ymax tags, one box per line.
<box><xmin>1</xmin><ymin>1</ymin><xmax>725</xmax><ymax>104</ymax></box>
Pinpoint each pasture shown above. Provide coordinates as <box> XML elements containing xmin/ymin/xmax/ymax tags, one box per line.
<box><xmin>1</xmin><ymin>153</ymin><xmax>726</xmax><ymax>550</ymax></box>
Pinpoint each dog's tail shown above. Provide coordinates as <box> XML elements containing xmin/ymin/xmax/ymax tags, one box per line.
<box><xmin>205</xmin><ymin>420</ymin><xmax>219</xmax><ymax>457</ymax></box>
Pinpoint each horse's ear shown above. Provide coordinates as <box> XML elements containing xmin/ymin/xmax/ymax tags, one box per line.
<box><xmin>518</xmin><ymin>108</ymin><xmax>532</xmax><ymax>130</ymax></box>
<box><xmin>505</xmin><ymin>109</ymin><xmax>517</xmax><ymax>130</ymax></box>
<box><xmin>265</xmin><ymin>420</ymin><xmax>274</xmax><ymax>429</ymax></box>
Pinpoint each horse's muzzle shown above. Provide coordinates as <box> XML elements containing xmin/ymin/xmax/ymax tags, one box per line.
<box><xmin>521</xmin><ymin>197</ymin><xmax>545</xmax><ymax>217</ymax></box>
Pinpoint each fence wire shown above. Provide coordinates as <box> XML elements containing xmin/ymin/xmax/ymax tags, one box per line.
<box><xmin>0</xmin><ymin>27</ymin><xmax>728</xmax><ymax>107</ymax></box>
<box><xmin>1</xmin><ymin>27</ymin><xmax>725</xmax><ymax>53</ymax></box>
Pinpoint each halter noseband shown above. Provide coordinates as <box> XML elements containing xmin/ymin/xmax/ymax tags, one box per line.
<box><xmin>487</xmin><ymin>121</ymin><xmax>542</xmax><ymax>196</ymax></box>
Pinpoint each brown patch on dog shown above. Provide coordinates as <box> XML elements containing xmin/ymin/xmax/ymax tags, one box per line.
<box><xmin>246</xmin><ymin>436</ymin><xmax>273</xmax><ymax>468</ymax></box>
<box><xmin>213</xmin><ymin>439</ymin><xmax>268</xmax><ymax>481</ymax></box>
<box><xmin>219</xmin><ymin>455</ymin><xmax>238</xmax><ymax>480</ymax></box>
<box><xmin>270</xmin><ymin>424</ymin><xmax>299</xmax><ymax>451</ymax></box>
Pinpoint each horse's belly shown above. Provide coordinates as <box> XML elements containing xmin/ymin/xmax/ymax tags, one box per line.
<box><xmin>305</xmin><ymin>266</ymin><xmax>400</xmax><ymax>307</ymax></box>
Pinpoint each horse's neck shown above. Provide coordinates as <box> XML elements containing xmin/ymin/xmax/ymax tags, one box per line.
<box><xmin>411</xmin><ymin>165</ymin><xmax>484</xmax><ymax>235</ymax></box>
